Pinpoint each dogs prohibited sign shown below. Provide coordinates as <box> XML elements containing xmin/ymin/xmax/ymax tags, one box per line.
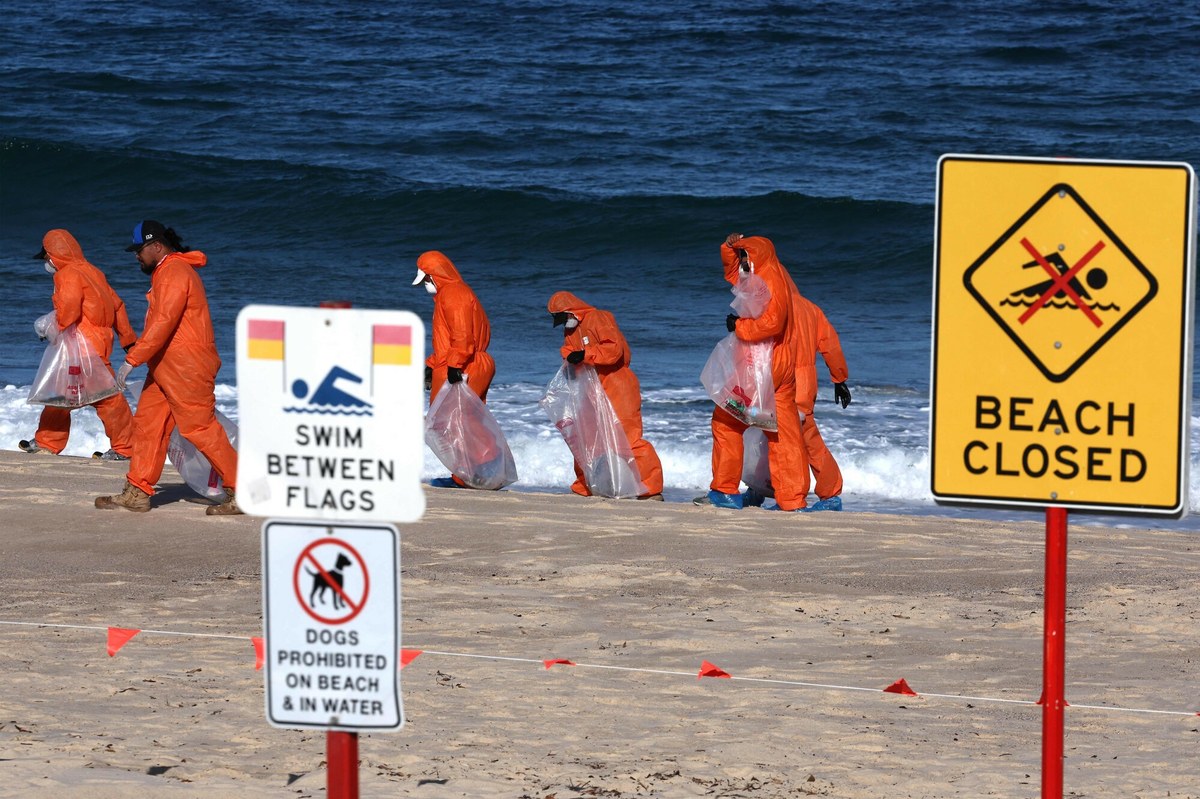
<box><xmin>295</xmin><ymin>538</ymin><xmax>369</xmax><ymax>625</ymax></box>
<box><xmin>263</xmin><ymin>520</ymin><xmax>402</xmax><ymax>731</ymax></box>
<box><xmin>932</xmin><ymin>154</ymin><xmax>1196</xmax><ymax>515</ymax></box>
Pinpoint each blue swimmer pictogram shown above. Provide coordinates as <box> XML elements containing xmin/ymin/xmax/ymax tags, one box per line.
<box><xmin>285</xmin><ymin>366</ymin><xmax>374</xmax><ymax>416</ymax></box>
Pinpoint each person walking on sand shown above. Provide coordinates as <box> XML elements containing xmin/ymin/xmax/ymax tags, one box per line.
<box><xmin>741</xmin><ymin>276</ymin><xmax>853</xmax><ymax>513</ymax></box>
<box><xmin>788</xmin><ymin>280</ymin><xmax>851</xmax><ymax>511</ymax></box>
<box><xmin>547</xmin><ymin>290</ymin><xmax>665</xmax><ymax>501</ymax></box>
<box><xmin>95</xmin><ymin>220</ymin><xmax>241</xmax><ymax>515</ymax></box>
<box><xmin>412</xmin><ymin>250</ymin><xmax>496</xmax><ymax>488</ymax></box>
<box><xmin>19</xmin><ymin>229</ymin><xmax>138</xmax><ymax>460</ymax></box>
<box><xmin>695</xmin><ymin>233</ymin><xmax>808</xmax><ymax>511</ymax></box>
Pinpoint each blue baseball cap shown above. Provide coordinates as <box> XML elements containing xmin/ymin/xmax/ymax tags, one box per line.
<box><xmin>125</xmin><ymin>219</ymin><xmax>168</xmax><ymax>252</ymax></box>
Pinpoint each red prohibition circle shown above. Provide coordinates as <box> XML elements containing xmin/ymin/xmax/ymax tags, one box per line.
<box><xmin>292</xmin><ymin>537</ymin><xmax>371</xmax><ymax>625</ymax></box>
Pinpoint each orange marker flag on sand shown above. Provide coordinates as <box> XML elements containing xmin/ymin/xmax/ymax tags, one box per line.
<box><xmin>543</xmin><ymin>658</ymin><xmax>576</xmax><ymax>669</ymax></box>
<box><xmin>400</xmin><ymin>649</ymin><xmax>423</xmax><ymax>668</ymax></box>
<box><xmin>106</xmin><ymin>627</ymin><xmax>141</xmax><ymax>656</ymax></box>
<box><xmin>883</xmin><ymin>678</ymin><xmax>918</xmax><ymax>696</ymax></box>
<box><xmin>252</xmin><ymin>637</ymin><xmax>265</xmax><ymax>670</ymax></box>
<box><xmin>698</xmin><ymin>660</ymin><xmax>732</xmax><ymax>679</ymax></box>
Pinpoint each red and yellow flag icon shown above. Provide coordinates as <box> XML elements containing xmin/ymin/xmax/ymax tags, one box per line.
<box><xmin>247</xmin><ymin>319</ymin><xmax>285</xmax><ymax>360</ymax></box>
<box><xmin>373</xmin><ymin>324</ymin><xmax>412</xmax><ymax>365</ymax></box>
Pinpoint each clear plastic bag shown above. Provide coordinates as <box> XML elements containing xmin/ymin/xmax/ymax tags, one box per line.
<box><xmin>33</xmin><ymin>311</ymin><xmax>59</xmax><ymax>343</ymax></box>
<box><xmin>741</xmin><ymin>426</ymin><xmax>774</xmax><ymax>497</ymax></box>
<box><xmin>699</xmin><ymin>273</ymin><xmax>778</xmax><ymax>430</ymax></box>
<box><xmin>168</xmin><ymin>410</ymin><xmax>239</xmax><ymax>499</ymax></box>
<box><xmin>425</xmin><ymin>382</ymin><xmax>518</xmax><ymax>490</ymax></box>
<box><xmin>27</xmin><ymin>322</ymin><xmax>120</xmax><ymax>408</ymax></box>
<box><xmin>539</xmin><ymin>363</ymin><xmax>646</xmax><ymax>498</ymax></box>
<box><xmin>700</xmin><ymin>336</ymin><xmax>777</xmax><ymax>430</ymax></box>
<box><xmin>730</xmin><ymin>272</ymin><xmax>771</xmax><ymax>318</ymax></box>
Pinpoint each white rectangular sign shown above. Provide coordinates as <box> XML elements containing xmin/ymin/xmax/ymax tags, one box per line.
<box><xmin>235</xmin><ymin>304</ymin><xmax>426</xmax><ymax>522</ymax></box>
<box><xmin>262</xmin><ymin>520</ymin><xmax>403</xmax><ymax>731</ymax></box>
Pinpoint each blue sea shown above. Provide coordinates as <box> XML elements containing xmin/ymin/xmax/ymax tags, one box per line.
<box><xmin>2</xmin><ymin>0</ymin><xmax>1198</xmax><ymax>528</ymax></box>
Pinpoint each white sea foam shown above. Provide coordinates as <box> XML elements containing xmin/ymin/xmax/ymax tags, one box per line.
<box><xmin>4</xmin><ymin>381</ymin><xmax>1198</xmax><ymax>529</ymax></box>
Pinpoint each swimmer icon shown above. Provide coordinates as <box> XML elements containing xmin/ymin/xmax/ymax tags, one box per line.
<box><xmin>288</xmin><ymin>366</ymin><xmax>374</xmax><ymax>416</ymax></box>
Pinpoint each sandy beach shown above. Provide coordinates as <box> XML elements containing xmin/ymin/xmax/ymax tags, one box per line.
<box><xmin>0</xmin><ymin>448</ymin><xmax>1196</xmax><ymax>797</ymax></box>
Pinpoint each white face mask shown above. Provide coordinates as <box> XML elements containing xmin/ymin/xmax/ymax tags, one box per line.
<box><xmin>564</xmin><ymin>317</ymin><xmax>579</xmax><ymax>329</ymax></box>
<box><xmin>44</xmin><ymin>259</ymin><xmax>55</xmax><ymax>275</ymax></box>
<box><xmin>423</xmin><ymin>281</ymin><xmax>437</xmax><ymax>295</ymax></box>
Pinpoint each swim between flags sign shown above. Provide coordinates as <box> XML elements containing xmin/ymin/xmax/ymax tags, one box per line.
<box><xmin>236</xmin><ymin>305</ymin><xmax>426</xmax><ymax>522</ymax></box>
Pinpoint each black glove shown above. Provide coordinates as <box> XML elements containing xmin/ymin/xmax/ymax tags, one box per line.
<box><xmin>567</xmin><ymin>350</ymin><xmax>585</xmax><ymax>365</ymax></box>
<box><xmin>833</xmin><ymin>382</ymin><xmax>852</xmax><ymax>408</ymax></box>
<box><xmin>447</xmin><ymin>366</ymin><xmax>463</xmax><ymax>384</ymax></box>
<box><xmin>726</xmin><ymin>314</ymin><xmax>739</xmax><ymax>332</ymax></box>
<box><xmin>423</xmin><ymin>365</ymin><xmax>433</xmax><ymax>391</ymax></box>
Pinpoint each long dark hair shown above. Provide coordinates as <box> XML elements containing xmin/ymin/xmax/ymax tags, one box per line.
<box><xmin>162</xmin><ymin>226</ymin><xmax>190</xmax><ymax>253</ymax></box>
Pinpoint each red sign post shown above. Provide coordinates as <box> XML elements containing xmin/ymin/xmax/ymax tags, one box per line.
<box><xmin>328</xmin><ymin>729</ymin><xmax>359</xmax><ymax>798</ymax></box>
<box><xmin>1041</xmin><ymin>507</ymin><xmax>1068</xmax><ymax>798</ymax></box>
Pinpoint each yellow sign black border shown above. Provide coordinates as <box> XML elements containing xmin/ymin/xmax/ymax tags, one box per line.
<box><xmin>931</xmin><ymin>154</ymin><xmax>1196</xmax><ymax>517</ymax></box>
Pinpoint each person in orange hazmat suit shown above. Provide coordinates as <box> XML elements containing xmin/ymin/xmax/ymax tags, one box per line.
<box><xmin>743</xmin><ymin>269</ymin><xmax>853</xmax><ymax>512</ymax></box>
<box><xmin>694</xmin><ymin>233</ymin><xmax>807</xmax><ymax>511</ymax></box>
<box><xmin>94</xmin><ymin>220</ymin><xmax>240</xmax><ymax>515</ymax></box>
<box><xmin>547</xmin><ymin>291</ymin><xmax>665</xmax><ymax>501</ymax></box>
<box><xmin>19</xmin><ymin>229</ymin><xmax>138</xmax><ymax>459</ymax></box>
<box><xmin>412</xmin><ymin>250</ymin><xmax>497</xmax><ymax>488</ymax></box>
<box><xmin>783</xmin><ymin>279</ymin><xmax>851</xmax><ymax>511</ymax></box>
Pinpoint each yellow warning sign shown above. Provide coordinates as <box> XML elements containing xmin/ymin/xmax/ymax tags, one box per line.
<box><xmin>932</xmin><ymin>155</ymin><xmax>1195</xmax><ymax>516</ymax></box>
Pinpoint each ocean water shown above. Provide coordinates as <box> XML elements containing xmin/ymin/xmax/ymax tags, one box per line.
<box><xmin>2</xmin><ymin>0</ymin><xmax>1198</xmax><ymax>528</ymax></box>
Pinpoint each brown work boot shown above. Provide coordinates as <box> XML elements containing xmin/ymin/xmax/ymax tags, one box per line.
<box><xmin>95</xmin><ymin>481</ymin><xmax>151</xmax><ymax>512</ymax></box>
<box><xmin>206</xmin><ymin>488</ymin><xmax>244</xmax><ymax>516</ymax></box>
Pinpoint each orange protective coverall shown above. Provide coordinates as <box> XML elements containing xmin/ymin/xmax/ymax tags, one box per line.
<box><xmin>122</xmin><ymin>250</ymin><xmax>237</xmax><ymax>496</ymax></box>
<box><xmin>547</xmin><ymin>291</ymin><xmax>664</xmax><ymax>498</ymax></box>
<box><xmin>34</xmin><ymin>230</ymin><xmax>137</xmax><ymax>455</ymax></box>
<box><xmin>784</xmin><ymin>271</ymin><xmax>850</xmax><ymax>501</ymax></box>
<box><xmin>713</xmin><ymin>236</ymin><xmax>807</xmax><ymax>510</ymax></box>
<box><xmin>418</xmin><ymin>251</ymin><xmax>495</xmax><ymax>407</ymax></box>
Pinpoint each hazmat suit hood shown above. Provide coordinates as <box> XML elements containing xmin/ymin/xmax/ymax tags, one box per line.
<box><xmin>41</xmin><ymin>229</ymin><xmax>89</xmax><ymax>271</ymax></box>
<box><xmin>724</xmin><ymin>235</ymin><xmax>781</xmax><ymax>285</ymax></box>
<box><xmin>158</xmin><ymin>250</ymin><xmax>208</xmax><ymax>272</ymax></box>
<box><xmin>415</xmin><ymin>250</ymin><xmax>465</xmax><ymax>288</ymax></box>
<box><xmin>39</xmin><ymin>227</ymin><xmax>139</xmax><ymax>367</ymax></box>
<box><xmin>547</xmin><ymin>291</ymin><xmax>595</xmax><ymax>319</ymax></box>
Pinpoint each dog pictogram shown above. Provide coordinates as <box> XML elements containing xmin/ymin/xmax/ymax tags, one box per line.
<box><xmin>307</xmin><ymin>552</ymin><xmax>354</xmax><ymax>610</ymax></box>
<box><xmin>292</xmin><ymin>538</ymin><xmax>370</xmax><ymax>624</ymax></box>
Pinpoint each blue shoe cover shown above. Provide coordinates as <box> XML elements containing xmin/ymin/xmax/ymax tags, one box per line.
<box><xmin>692</xmin><ymin>489</ymin><xmax>742</xmax><ymax>509</ymax></box>
<box><xmin>807</xmin><ymin>496</ymin><xmax>843</xmax><ymax>512</ymax></box>
<box><xmin>430</xmin><ymin>476</ymin><xmax>464</xmax><ymax>488</ymax></box>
